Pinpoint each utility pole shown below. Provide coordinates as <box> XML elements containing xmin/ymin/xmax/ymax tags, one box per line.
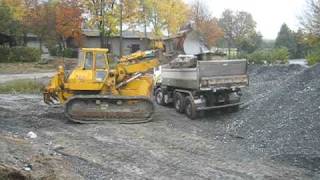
<box><xmin>119</xmin><ymin>0</ymin><xmax>123</xmax><ymax>57</ymax></box>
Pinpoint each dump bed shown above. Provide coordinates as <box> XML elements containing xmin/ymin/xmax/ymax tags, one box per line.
<box><xmin>161</xmin><ymin>59</ymin><xmax>248</xmax><ymax>90</ymax></box>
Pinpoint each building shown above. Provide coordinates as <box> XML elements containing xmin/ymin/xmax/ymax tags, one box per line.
<box><xmin>23</xmin><ymin>29</ymin><xmax>153</xmax><ymax>56</ymax></box>
<box><xmin>82</xmin><ymin>29</ymin><xmax>152</xmax><ymax>56</ymax></box>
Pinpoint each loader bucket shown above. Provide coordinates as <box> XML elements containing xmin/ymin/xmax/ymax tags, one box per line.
<box><xmin>64</xmin><ymin>95</ymin><xmax>154</xmax><ymax>124</ymax></box>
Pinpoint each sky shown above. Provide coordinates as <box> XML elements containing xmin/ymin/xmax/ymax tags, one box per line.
<box><xmin>185</xmin><ymin>0</ymin><xmax>307</xmax><ymax>39</ymax></box>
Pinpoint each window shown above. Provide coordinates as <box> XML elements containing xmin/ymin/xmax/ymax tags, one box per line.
<box><xmin>131</xmin><ymin>44</ymin><xmax>140</xmax><ymax>53</ymax></box>
<box><xmin>96</xmin><ymin>53</ymin><xmax>107</xmax><ymax>69</ymax></box>
<box><xmin>84</xmin><ymin>52</ymin><xmax>93</xmax><ymax>69</ymax></box>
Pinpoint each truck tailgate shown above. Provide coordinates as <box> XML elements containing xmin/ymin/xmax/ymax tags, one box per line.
<box><xmin>198</xmin><ymin>59</ymin><xmax>247</xmax><ymax>77</ymax></box>
<box><xmin>199</xmin><ymin>59</ymin><xmax>248</xmax><ymax>89</ymax></box>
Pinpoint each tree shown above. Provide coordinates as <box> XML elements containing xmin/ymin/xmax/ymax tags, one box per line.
<box><xmin>238</xmin><ymin>32</ymin><xmax>263</xmax><ymax>53</ymax></box>
<box><xmin>82</xmin><ymin>0</ymin><xmax>118</xmax><ymax>48</ymax></box>
<box><xmin>55</xmin><ymin>0</ymin><xmax>83</xmax><ymax>49</ymax></box>
<box><xmin>301</xmin><ymin>0</ymin><xmax>320</xmax><ymax>36</ymax></box>
<box><xmin>293</xmin><ymin>29</ymin><xmax>309</xmax><ymax>58</ymax></box>
<box><xmin>300</xmin><ymin>0</ymin><xmax>320</xmax><ymax>64</ymax></box>
<box><xmin>275</xmin><ymin>23</ymin><xmax>297</xmax><ymax>58</ymax></box>
<box><xmin>219</xmin><ymin>9</ymin><xmax>257</xmax><ymax>54</ymax></box>
<box><xmin>24</xmin><ymin>1</ymin><xmax>57</xmax><ymax>51</ymax></box>
<box><xmin>190</xmin><ymin>0</ymin><xmax>224</xmax><ymax>48</ymax></box>
<box><xmin>158</xmin><ymin>0</ymin><xmax>189</xmax><ymax>36</ymax></box>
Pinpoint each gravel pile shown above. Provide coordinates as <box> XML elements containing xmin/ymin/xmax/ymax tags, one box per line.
<box><xmin>229</xmin><ymin>64</ymin><xmax>320</xmax><ymax>157</ymax></box>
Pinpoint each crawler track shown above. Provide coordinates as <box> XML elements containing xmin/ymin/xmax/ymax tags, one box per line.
<box><xmin>65</xmin><ymin>95</ymin><xmax>154</xmax><ymax>124</ymax></box>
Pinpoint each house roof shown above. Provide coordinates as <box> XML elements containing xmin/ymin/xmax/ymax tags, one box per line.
<box><xmin>82</xmin><ymin>29</ymin><xmax>153</xmax><ymax>39</ymax></box>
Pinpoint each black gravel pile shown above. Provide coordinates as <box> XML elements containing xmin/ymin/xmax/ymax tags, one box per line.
<box><xmin>229</xmin><ymin>64</ymin><xmax>320</xmax><ymax>156</ymax></box>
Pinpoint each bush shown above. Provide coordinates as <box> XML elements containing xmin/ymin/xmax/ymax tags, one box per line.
<box><xmin>49</xmin><ymin>47</ymin><xmax>77</xmax><ymax>58</ymax></box>
<box><xmin>306</xmin><ymin>46</ymin><xmax>320</xmax><ymax>65</ymax></box>
<box><xmin>0</xmin><ymin>47</ymin><xmax>41</xmax><ymax>63</ymax></box>
<box><xmin>247</xmin><ymin>49</ymin><xmax>271</xmax><ymax>64</ymax></box>
<box><xmin>271</xmin><ymin>47</ymin><xmax>289</xmax><ymax>64</ymax></box>
<box><xmin>247</xmin><ymin>48</ymin><xmax>289</xmax><ymax>64</ymax></box>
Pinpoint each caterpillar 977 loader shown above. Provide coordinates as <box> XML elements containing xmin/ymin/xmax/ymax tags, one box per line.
<box><xmin>43</xmin><ymin>48</ymin><xmax>159</xmax><ymax>123</ymax></box>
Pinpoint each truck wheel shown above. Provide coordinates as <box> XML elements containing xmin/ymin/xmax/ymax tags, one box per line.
<box><xmin>174</xmin><ymin>92</ymin><xmax>185</xmax><ymax>113</ymax></box>
<box><xmin>185</xmin><ymin>96</ymin><xmax>198</xmax><ymax>120</ymax></box>
<box><xmin>155</xmin><ymin>88</ymin><xmax>165</xmax><ymax>105</ymax></box>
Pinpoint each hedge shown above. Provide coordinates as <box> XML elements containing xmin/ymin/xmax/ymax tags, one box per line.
<box><xmin>49</xmin><ymin>47</ymin><xmax>78</xmax><ymax>58</ymax></box>
<box><xmin>0</xmin><ymin>47</ymin><xmax>41</xmax><ymax>63</ymax></box>
<box><xmin>306</xmin><ymin>45</ymin><xmax>320</xmax><ymax>65</ymax></box>
<box><xmin>246</xmin><ymin>48</ymin><xmax>289</xmax><ymax>64</ymax></box>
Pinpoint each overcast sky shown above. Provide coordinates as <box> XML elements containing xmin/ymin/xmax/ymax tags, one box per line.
<box><xmin>185</xmin><ymin>0</ymin><xmax>307</xmax><ymax>39</ymax></box>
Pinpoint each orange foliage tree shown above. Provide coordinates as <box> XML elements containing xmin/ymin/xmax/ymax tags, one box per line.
<box><xmin>55</xmin><ymin>0</ymin><xmax>83</xmax><ymax>49</ymax></box>
<box><xmin>190</xmin><ymin>0</ymin><xmax>224</xmax><ymax>47</ymax></box>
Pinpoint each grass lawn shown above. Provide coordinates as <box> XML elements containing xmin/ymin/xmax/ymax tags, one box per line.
<box><xmin>0</xmin><ymin>62</ymin><xmax>56</xmax><ymax>74</ymax></box>
<box><xmin>0</xmin><ymin>79</ymin><xmax>44</xmax><ymax>94</ymax></box>
<box><xmin>0</xmin><ymin>57</ymin><xmax>78</xmax><ymax>74</ymax></box>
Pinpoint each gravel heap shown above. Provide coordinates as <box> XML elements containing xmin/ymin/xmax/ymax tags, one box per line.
<box><xmin>229</xmin><ymin>64</ymin><xmax>320</xmax><ymax>156</ymax></box>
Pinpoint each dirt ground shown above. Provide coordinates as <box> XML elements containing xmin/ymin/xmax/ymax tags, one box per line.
<box><xmin>0</xmin><ymin>64</ymin><xmax>319</xmax><ymax>179</ymax></box>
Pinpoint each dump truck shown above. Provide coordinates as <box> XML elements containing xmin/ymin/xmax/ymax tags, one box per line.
<box><xmin>154</xmin><ymin>53</ymin><xmax>249</xmax><ymax>119</ymax></box>
<box><xmin>44</xmin><ymin>48</ymin><xmax>159</xmax><ymax>123</ymax></box>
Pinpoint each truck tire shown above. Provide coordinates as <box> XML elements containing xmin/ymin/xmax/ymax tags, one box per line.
<box><xmin>185</xmin><ymin>96</ymin><xmax>198</xmax><ymax>120</ymax></box>
<box><xmin>174</xmin><ymin>92</ymin><xmax>185</xmax><ymax>113</ymax></box>
<box><xmin>155</xmin><ymin>88</ymin><xmax>165</xmax><ymax>105</ymax></box>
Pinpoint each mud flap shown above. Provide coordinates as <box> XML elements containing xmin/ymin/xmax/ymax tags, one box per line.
<box><xmin>65</xmin><ymin>95</ymin><xmax>154</xmax><ymax>124</ymax></box>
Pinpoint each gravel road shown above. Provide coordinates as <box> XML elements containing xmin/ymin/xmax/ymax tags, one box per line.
<box><xmin>0</xmin><ymin>64</ymin><xmax>319</xmax><ymax>179</ymax></box>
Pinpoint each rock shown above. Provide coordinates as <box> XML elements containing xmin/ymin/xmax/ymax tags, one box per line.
<box><xmin>26</xmin><ymin>131</ymin><xmax>37</xmax><ymax>139</ymax></box>
<box><xmin>23</xmin><ymin>164</ymin><xmax>32</xmax><ymax>171</ymax></box>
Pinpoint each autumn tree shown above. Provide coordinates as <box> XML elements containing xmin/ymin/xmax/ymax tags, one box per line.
<box><xmin>140</xmin><ymin>0</ymin><xmax>188</xmax><ymax>37</ymax></box>
<box><xmin>190</xmin><ymin>0</ymin><xmax>223</xmax><ymax>48</ymax></box>
<box><xmin>1</xmin><ymin>0</ymin><xmax>31</xmax><ymax>45</ymax></box>
<box><xmin>55</xmin><ymin>0</ymin><xmax>83</xmax><ymax>49</ymax></box>
<box><xmin>300</xmin><ymin>0</ymin><xmax>320</xmax><ymax>64</ymax></box>
<box><xmin>301</xmin><ymin>0</ymin><xmax>320</xmax><ymax>37</ymax></box>
<box><xmin>24</xmin><ymin>1</ymin><xmax>57</xmax><ymax>51</ymax></box>
<box><xmin>81</xmin><ymin>0</ymin><xmax>118</xmax><ymax>48</ymax></box>
<box><xmin>219</xmin><ymin>9</ymin><xmax>258</xmax><ymax>54</ymax></box>
<box><xmin>157</xmin><ymin>0</ymin><xmax>189</xmax><ymax>36</ymax></box>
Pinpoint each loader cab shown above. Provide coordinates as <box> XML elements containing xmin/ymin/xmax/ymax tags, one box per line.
<box><xmin>81</xmin><ymin>48</ymin><xmax>109</xmax><ymax>82</ymax></box>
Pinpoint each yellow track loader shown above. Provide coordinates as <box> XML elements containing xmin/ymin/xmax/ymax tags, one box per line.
<box><xmin>43</xmin><ymin>48</ymin><xmax>159</xmax><ymax>123</ymax></box>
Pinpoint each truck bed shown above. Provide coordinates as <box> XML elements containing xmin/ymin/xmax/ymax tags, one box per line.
<box><xmin>161</xmin><ymin>59</ymin><xmax>248</xmax><ymax>90</ymax></box>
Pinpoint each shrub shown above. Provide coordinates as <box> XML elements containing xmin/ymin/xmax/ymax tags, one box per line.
<box><xmin>306</xmin><ymin>46</ymin><xmax>320</xmax><ymax>65</ymax></box>
<box><xmin>246</xmin><ymin>48</ymin><xmax>289</xmax><ymax>64</ymax></box>
<box><xmin>48</xmin><ymin>46</ymin><xmax>60</xmax><ymax>56</ymax></box>
<box><xmin>62</xmin><ymin>48</ymin><xmax>76</xmax><ymax>58</ymax></box>
<box><xmin>49</xmin><ymin>47</ymin><xmax>77</xmax><ymax>58</ymax></box>
<box><xmin>247</xmin><ymin>49</ymin><xmax>271</xmax><ymax>64</ymax></box>
<box><xmin>0</xmin><ymin>47</ymin><xmax>41</xmax><ymax>63</ymax></box>
<box><xmin>271</xmin><ymin>47</ymin><xmax>289</xmax><ymax>64</ymax></box>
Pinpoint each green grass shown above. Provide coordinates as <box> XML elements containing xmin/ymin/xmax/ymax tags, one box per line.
<box><xmin>0</xmin><ymin>62</ymin><xmax>56</xmax><ymax>74</ymax></box>
<box><xmin>0</xmin><ymin>79</ymin><xmax>43</xmax><ymax>94</ymax></box>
